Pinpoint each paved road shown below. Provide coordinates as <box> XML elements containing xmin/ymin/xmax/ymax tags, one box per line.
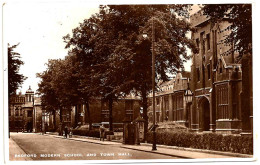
<box><xmin>10</xmin><ymin>133</ymin><xmax>177</xmax><ymax>160</ymax></box>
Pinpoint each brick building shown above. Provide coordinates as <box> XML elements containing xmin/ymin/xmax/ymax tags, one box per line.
<box><xmin>189</xmin><ymin>10</ymin><xmax>244</xmax><ymax>133</ymax></box>
<box><xmin>9</xmin><ymin>86</ymin><xmax>43</xmax><ymax>132</ymax></box>
<box><xmin>71</xmin><ymin>96</ymin><xmax>142</xmax><ymax>129</ymax></box>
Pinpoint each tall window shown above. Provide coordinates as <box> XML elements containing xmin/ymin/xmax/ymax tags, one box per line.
<box><xmin>20</xmin><ymin>108</ymin><xmax>23</xmax><ymax>116</ymax></box>
<box><xmin>196</xmin><ymin>38</ymin><xmax>200</xmax><ymax>49</ymax></box>
<box><xmin>15</xmin><ymin>107</ymin><xmax>19</xmax><ymax>116</ymax></box>
<box><xmin>219</xmin><ymin>60</ymin><xmax>223</xmax><ymax>74</ymax></box>
<box><xmin>197</xmin><ymin>68</ymin><xmax>200</xmax><ymax>82</ymax></box>
<box><xmin>200</xmin><ymin>32</ymin><xmax>205</xmax><ymax>54</ymax></box>
<box><xmin>176</xmin><ymin>94</ymin><xmax>184</xmax><ymax>121</ymax></box>
<box><xmin>216</xmin><ymin>84</ymin><xmax>229</xmax><ymax>119</ymax></box>
<box><xmin>207</xmin><ymin>64</ymin><xmax>211</xmax><ymax>80</ymax></box>
<box><xmin>206</xmin><ymin>33</ymin><xmax>210</xmax><ymax>50</ymax></box>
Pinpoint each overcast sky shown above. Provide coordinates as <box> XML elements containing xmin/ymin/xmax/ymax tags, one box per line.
<box><xmin>5</xmin><ymin>1</ymin><xmax>100</xmax><ymax>94</ymax></box>
<box><xmin>4</xmin><ymin>1</ymin><xmax>200</xmax><ymax>94</ymax></box>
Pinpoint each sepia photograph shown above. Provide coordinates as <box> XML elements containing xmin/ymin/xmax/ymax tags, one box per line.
<box><xmin>2</xmin><ymin>0</ymin><xmax>257</xmax><ymax>164</ymax></box>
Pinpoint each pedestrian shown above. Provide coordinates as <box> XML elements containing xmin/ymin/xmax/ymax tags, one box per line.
<box><xmin>69</xmin><ymin>127</ymin><xmax>72</xmax><ymax>138</ymax></box>
<box><xmin>99</xmin><ymin>124</ymin><xmax>105</xmax><ymax>141</ymax></box>
<box><xmin>64</xmin><ymin>126</ymin><xmax>68</xmax><ymax>138</ymax></box>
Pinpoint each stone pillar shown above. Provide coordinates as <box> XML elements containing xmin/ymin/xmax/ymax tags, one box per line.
<box><xmin>183</xmin><ymin>95</ymin><xmax>187</xmax><ymax>123</ymax></box>
<box><xmin>168</xmin><ymin>94</ymin><xmax>173</xmax><ymax>121</ymax></box>
<box><xmin>159</xmin><ymin>97</ymin><xmax>163</xmax><ymax>122</ymax></box>
<box><xmin>209</xmin><ymin>88</ymin><xmax>216</xmax><ymax>132</ymax></box>
<box><xmin>241</xmin><ymin>54</ymin><xmax>253</xmax><ymax>134</ymax></box>
<box><xmin>196</xmin><ymin>98</ymin><xmax>200</xmax><ymax>131</ymax></box>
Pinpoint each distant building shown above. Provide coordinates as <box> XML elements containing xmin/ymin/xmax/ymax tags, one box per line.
<box><xmin>9</xmin><ymin>86</ymin><xmax>43</xmax><ymax>132</ymax></box>
<box><xmin>148</xmin><ymin>71</ymin><xmax>191</xmax><ymax>127</ymax></box>
<box><xmin>70</xmin><ymin>96</ymin><xmax>142</xmax><ymax>129</ymax></box>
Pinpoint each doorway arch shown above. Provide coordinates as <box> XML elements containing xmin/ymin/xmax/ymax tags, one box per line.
<box><xmin>199</xmin><ymin>97</ymin><xmax>210</xmax><ymax>131</ymax></box>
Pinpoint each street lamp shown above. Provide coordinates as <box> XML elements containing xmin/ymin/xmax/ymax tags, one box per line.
<box><xmin>184</xmin><ymin>78</ymin><xmax>193</xmax><ymax>103</ymax></box>
<box><xmin>143</xmin><ymin>16</ymin><xmax>157</xmax><ymax>151</ymax></box>
<box><xmin>151</xmin><ymin>17</ymin><xmax>157</xmax><ymax>151</ymax></box>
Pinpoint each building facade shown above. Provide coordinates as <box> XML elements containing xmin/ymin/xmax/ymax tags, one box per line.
<box><xmin>70</xmin><ymin>96</ymin><xmax>142</xmax><ymax>129</ymax></box>
<box><xmin>46</xmin><ymin>96</ymin><xmax>142</xmax><ymax>131</ymax></box>
<box><xmin>9</xmin><ymin>86</ymin><xmax>43</xmax><ymax>132</ymax></box>
<box><xmin>147</xmin><ymin>10</ymin><xmax>252</xmax><ymax>135</ymax></box>
<box><xmin>148</xmin><ymin>71</ymin><xmax>191</xmax><ymax>127</ymax></box>
<box><xmin>190</xmin><ymin>10</ymin><xmax>243</xmax><ymax>133</ymax></box>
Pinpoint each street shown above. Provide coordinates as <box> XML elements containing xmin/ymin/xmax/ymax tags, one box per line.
<box><xmin>9</xmin><ymin>133</ymin><xmax>176</xmax><ymax>160</ymax></box>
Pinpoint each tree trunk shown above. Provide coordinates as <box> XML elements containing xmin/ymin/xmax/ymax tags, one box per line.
<box><xmin>141</xmin><ymin>90</ymin><xmax>148</xmax><ymax>141</ymax></box>
<box><xmin>85</xmin><ymin>100</ymin><xmax>92</xmax><ymax>130</ymax></box>
<box><xmin>60</xmin><ymin>106</ymin><xmax>63</xmax><ymax>123</ymax></box>
<box><xmin>53</xmin><ymin>109</ymin><xmax>56</xmax><ymax>131</ymax></box>
<box><xmin>108</xmin><ymin>97</ymin><xmax>113</xmax><ymax>131</ymax></box>
<box><xmin>74</xmin><ymin>105</ymin><xmax>78</xmax><ymax>128</ymax></box>
<box><xmin>59</xmin><ymin>106</ymin><xmax>63</xmax><ymax>136</ymax></box>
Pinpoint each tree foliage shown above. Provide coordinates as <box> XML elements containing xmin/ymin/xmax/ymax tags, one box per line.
<box><xmin>203</xmin><ymin>4</ymin><xmax>252</xmax><ymax>59</ymax></box>
<box><xmin>8</xmin><ymin>43</ymin><xmax>27</xmax><ymax>96</ymax></box>
<box><xmin>63</xmin><ymin>5</ymin><xmax>196</xmax><ymax>135</ymax></box>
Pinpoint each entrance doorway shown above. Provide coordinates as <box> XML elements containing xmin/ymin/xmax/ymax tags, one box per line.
<box><xmin>200</xmin><ymin>97</ymin><xmax>210</xmax><ymax>131</ymax></box>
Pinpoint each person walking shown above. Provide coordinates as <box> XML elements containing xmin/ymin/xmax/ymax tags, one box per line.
<box><xmin>64</xmin><ymin>126</ymin><xmax>68</xmax><ymax>138</ymax></box>
<box><xmin>99</xmin><ymin>124</ymin><xmax>105</xmax><ymax>141</ymax></box>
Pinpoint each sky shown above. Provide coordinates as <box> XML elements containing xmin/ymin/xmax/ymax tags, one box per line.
<box><xmin>5</xmin><ymin>1</ymin><xmax>100</xmax><ymax>94</ymax></box>
<box><xmin>4</xmin><ymin>1</ymin><xmax>199</xmax><ymax>95</ymax></box>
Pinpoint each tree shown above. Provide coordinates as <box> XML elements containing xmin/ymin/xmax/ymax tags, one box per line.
<box><xmin>8</xmin><ymin>43</ymin><xmax>27</xmax><ymax>96</ymax></box>
<box><xmin>64</xmin><ymin>5</ymin><xmax>196</xmax><ymax>136</ymax></box>
<box><xmin>202</xmin><ymin>4</ymin><xmax>252</xmax><ymax>59</ymax></box>
<box><xmin>101</xmin><ymin>5</ymin><xmax>197</xmax><ymax>138</ymax></box>
<box><xmin>63</xmin><ymin>15</ymin><xmax>102</xmax><ymax>130</ymax></box>
<box><xmin>37</xmin><ymin>64</ymin><xmax>59</xmax><ymax>130</ymax></box>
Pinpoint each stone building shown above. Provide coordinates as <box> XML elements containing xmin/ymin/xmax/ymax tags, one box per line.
<box><xmin>9</xmin><ymin>86</ymin><xmax>43</xmax><ymax>132</ymax></box>
<box><xmin>189</xmin><ymin>10</ymin><xmax>243</xmax><ymax>133</ymax></box>
<box><xmin>148</xmin><ymin>71</ymin><xmax>191</xmax><ymax>127</ymax></box>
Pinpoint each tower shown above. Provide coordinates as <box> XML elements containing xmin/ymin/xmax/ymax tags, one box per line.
<box><xmin>23</xmin><ymin>86</ymin><xmax>34</xmax><ymax>132</ymax></box>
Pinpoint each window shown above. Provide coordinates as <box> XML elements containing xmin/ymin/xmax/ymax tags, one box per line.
<box><xmin>219</xmin><ymin>66</ymin><xmax>222</xmax><ymax>74</ymax></box>
<box><xmin>206</xmin><ymin>33</ymin><xmax>210</xmax><ymax>50</ymax></box>
<box><xmin>27</xmin><ymin>110</ymin><xmax>32</xmax><ymax>117</ymax></box>
<box><xmin>156</xmin><ymin>98</ymin><xmax>160</xmax><ymax>105</ymax></box>
<box><xmin>196</xmin><ymin>38</ymin><xmax>199</xmax><ymax>49</ymax></box>
<box><xmin>202</xmin><ymin>39</ymin><xmax>205</xmax><ymax>54</ymax></box>
<box><xmin>15</xmin><ymin>107</ymin><xmax>19</xmax><ymax>116</ymax></box>
<box><xmin>207</xmin><ymin>64</ymin><xmax>211</xmax><ymax>79</ymax></box>
<box><xmin>176</xmin><ymin>94</ymin><xmax>184</xmax><ymax>121</ymax></box>
<box><xmin>197</xmin><ymin>68</ymin><xmax>200</xmax><ymax>82</ymax></box>
<box><xmin>200</xmin><ymin>32</ymin><xmax>205</xmax><ymax>54</ymax></box>
<box><xmin>216</xmin><ymin>84</ymin><xmax>229</xmax><ymax>119</ymax></box>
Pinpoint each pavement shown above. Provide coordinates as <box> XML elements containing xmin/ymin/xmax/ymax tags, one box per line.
<box><xmin>9</xmin><ymin>137</ymin><xmax>33</xmax><ymax>161</ymax></box>
<box><xmin>43</xmin><ymin>132</ymin><xmax>253</xmax><ymax>159</ymax></box>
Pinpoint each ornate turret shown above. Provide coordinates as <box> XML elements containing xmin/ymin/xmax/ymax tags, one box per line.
<box><xmin>25</xmin><ymin>86</ymin><xmax>34</xmax><ymax>102</ymax></box>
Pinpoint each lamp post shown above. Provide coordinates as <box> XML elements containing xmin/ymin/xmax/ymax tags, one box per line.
<box><xmin>184</xmin><ymin>78</ymin><xmax>193</xmax><ymax>103</ymax></box>
<box><xmin>151</xmin><ymin>17</ymin><xmax>157</xmax><ymax>151</ymax></box>
<box><xmin>143</xmin><ymin>17</ymin><xmax>157</xmax><ymax>151</ymax></box>
<box><xmin>184</xmin><ymin>78</ymin><xmax>193</xmax><ymax>128</ymax></box>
